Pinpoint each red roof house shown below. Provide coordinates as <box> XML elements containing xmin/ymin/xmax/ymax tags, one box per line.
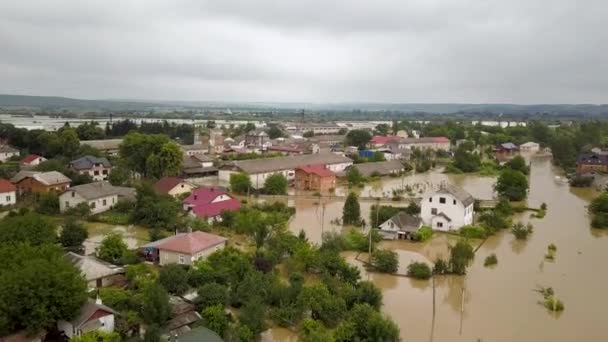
<box><xmin>295</xmin><ymin>164</ymin><xmax>336</xmax><ymax>193</ymax></box>
<box><xmin>153</xmin><ymin>177</ymin><xmax>196</xmax><ymax>197</ymax></box>
<box><xmin>370</xmin><ymin>136</ymin><xmax>401</xmax><ymax>147</ymax></box>
<box><xmin>0</xmin><ymin>179</ymin><xmax>16</xmax><ymax>193</ymax></box>
<box><xmin>20</xmin><ymin>154</ymin><xmax>47</xmax><ymax>167</ymax></box>
<box><xmin>182</xmin><ymin>187</ymin><xmax>241</xmax><ymax>221</ymax></box>
<box><xmin>147</xmin><ymin>231</ymin><xmax>228</xmax><ymax>265</ymax></box>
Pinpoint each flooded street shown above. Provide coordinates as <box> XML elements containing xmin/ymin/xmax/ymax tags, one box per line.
<box><xmin>269</xmin><ymin>157</ymin><xmax>608</xmax><ymax>341</ymax></box>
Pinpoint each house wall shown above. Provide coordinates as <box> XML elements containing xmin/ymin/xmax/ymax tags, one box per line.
<box><xmin>167</xmin><ymin>182</ymin><xmax>196</xmax><ymax>197</ymax></box>
<box><xmin>59</xmin><ymin>313</ymin><xmax>115</xmax><ymax>338</ymax></box>
<box><xmin>0</xmin><ymin>190</ymin><xmax>16</xmax><ymax>206</ymax></box>
<box><xmin>326</xmin><ymin>161</ymin><xmax>353</xmax><ymax>173</ymax></box>
<box><xmin>0</xmin><ymin>151</ymin><xmax>18</xmax><ymax>162</ymax></box>
<box><xmin>577</xmin><ymin>164</ymin><xmax>608</xmax><ymax>173</ymax></box>
<box><xmin>520</xmin><ymin>144</ymin><xmax>540</xmax><ymax>153</ymax></box>
<box><xmin>421</xmin><ymin>193</ymin><xmax>473</xmax><ymax>231</ymax></box>
<box><xmin>16</xmin><ymin>178</ymin><xmax>70</xmax><ymax>195</ymax></box>
<box><xmin>159</xmin><ymin>242</ymin><xmax>226</xmax><ymax>266</ymax></box>
<box><xmin>24</xmin><ymin>157</ymin><xmax>45</xmax><ymax>166</ymax></box>
<box><xmin>75</xmin><ymin>165</ymin><xmax>112</xmax><ymax>181</ymax></box>
<box><xmin>60</xmin><ymin>191</ymin><xmax>118</xmax><ymax>214</ymax></box>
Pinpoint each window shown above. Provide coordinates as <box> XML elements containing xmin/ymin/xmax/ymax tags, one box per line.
<box><xmin>102</xmin><ymin>170</ymin><xmax>108</xmax><ymax>175</ymax></box>
<box><xmin>431</xmin><ymin>208</ymin><xmax>437</xmax><ymax>215</ymax></box>
<box><xmin>71</xmin><ymin>192</ymin><xmax>75</xmax><ymax>198</ymax></box>
<box><xmin>429</xmin><ymin>197</ymin><xmax>432</xmax><ymax>202</ymax></box>
<box><xmin>102</xmin><ymin>199</ymin><xmax>107</xmax><ymax>206</ymax></box>
<box><xmin>5</xmin><ymin>196</ymin><xmax>10</xmax><ymax>202</ymax></box>
<box><xmin>437</xmin><ymin>222</ymin><xmax>444</xmax><ymax>228</ymax></box>
<box><xmin>179</xmin><ymin>255</ymin><xmax>185</xmax><ymax>264</ymax></box>
<box><xmin>65</xmin><ymin>201</ymin><xmax>70</xmax><ymax>208</ymax></box>
<box><xmin>94</xmin><ymin>170</ymin><xmax>100</xmax><ymax>176</ymax></box>
<box><xmin>453</xmin><ymin>199</ymin><xmax>456</xmax><ymax>205</ymax></box>
<box><xmin>90</xmin><ymin>202</ymin><xmax>96</xmax><ymax>209</ymax></box>
<box><xmin>439</xmin><ymin>197</ymin><xmax>446</xmax><ymax>204</ymax></box>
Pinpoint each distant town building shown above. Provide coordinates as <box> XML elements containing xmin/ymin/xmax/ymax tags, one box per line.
<box><xmin>295</xmin><ymin>165</ymin><xmax>336</xmax><ymax>193</ymax></box>
<box><xmin>69</xmin><ymin>155</ymin><xmax>112</xmax><ymax>181</ymax></box>
<box><xmin>245</xmin><ymin>129</ymin><xmax>268</xmax><ymax>148</ymax></box>
<box><xmin>297</xmin><ymin>122</ymin><xmax>341</xmax><ymax>135</ymax></box>
<box><xmin>387</xmin><ymin>137</ymin><xmax>451</xmax><ymax>151</ymax></box>
<box><xmin>520</xmin><ymin>141</ymin><xmax>540</xmax><ymax>154</ymax></box>
<box><xmin>80</xmin><ymin>139</ymin><xmax>123</xmax><ymax>156</ymax></box>
<box><xmin>341</xmin><ymin>160</ymin><xmax>405</xmax><ymax>177</ymax></box>
<box><xmin>421</xmin><ymin>184</ymin><xmax>474</xmax><ymax>231</ymax></box>
<box><xmin>576</xmin><ymin>152</ymin><xmax>608</xmax><ymax>174</ymax></box>
<box><xmin>180</xmin><ymin>144</ymin><xmax>208</xmax><ymax>156</ymax></box>
<box><xmin>369</xmin><ymin>135</ymin><xmax>402</xmax><ymax>148</ymax></box>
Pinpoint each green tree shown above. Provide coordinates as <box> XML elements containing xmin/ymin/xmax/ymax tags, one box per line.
<box><xmin>372</xmin><ymin>151</ymin><xmax>386</xmax><ymax>162</ymax></box>
<box><xmin>299</xmin><ymin>318</ymin><xmax>333</xmax><ymax>342</ymax></box>
<box><xmin>267</xmin><ymin>126</ymin><xmax>284</xmax><ymax>139</ymax></box>
<box><xmin>198</xmin><ymin>282</ymin><xmax>229</xmax><ymax>308</ymax></box>
<box><xmin>96</xmin><ymin>233</ymin><xmax>128</xmax><ymax>264</ymax></box>
<box><xmin>298</xmin><ymin>284</ymin><xmax>346</xmax><ymax>327</ymax></box>
<box><xmin>158</xmin><ymin>264</ymin><xmax>189</xmax><ymax>295</ymax></box>
<box><xmin>495</xmin><ymin>169</ymin><xmax>529</xmax><ymax>201</ymax></box>
<box><xmin>119</xmin><ymin>132</ymin><xmax>181</xmax><ymax>178</ymax></box>
<box><xmin>590</xmin><ymin>193</ymin><xmax>608</xmax><ymax>228</ymax></box>
<box><xmin>345</xmin><ymin>129</ymin><xmax>372</xmax><ymax>149</ymax></box>
<box><xmin>370</xmin><ymin>249</ymin><xmax>399</xmax><ymax>273</ymax></box>
<box><xmin>406</xmin><ymin>262</ymin><xmax>432</xmax><ymax>279</ymax></box>
<box><xmin>374</xmin><ymin>124</ymin><xmax>390</xmax><ymax>136</ymax></box>
<box><xmin>239</xmin><ymin>296</ymin><xmax>266</xmax><ymax>334</ymax></box>
<box><xmin>452</xmin><ymin>146</ymin><xmax>481</xmax><ymax>172</ymax></box>
<box><xmin>59</xmin><ymin>219</ymin><xmax>88</xmax><ymax>249</ymax></box>
<box><xmin>0</xmin><ymin>213</ymin><xmax>56</xmax><ymax>245</ymax></box>
<box><xmin>131</xmin><ymin>184</ymin><xmax>182</xmax><ymax>230</ymax></box>
<box><xmin>202</xmin><ymin>304</ymin><xmax>230</xmax><ymax>337</ymax></box>
<box><xmin>75</xmin><ymin>121</ymin><xmax>105</xmax><ymax>141</ymax></box>
<box><xmin>230</xmin><ymin>173</ymin><xmax>252</xmax><ymax>194</ymax></box>
<box><xmin>505</xmin><ymin>155</ymin><xmax>529</xmax><ymax>175</ymax></box>
<box><xmin>143</xmin><ymin>324</ymin><xmax>162</xmax><ymax>342</ymax></box>
<box><xmin>108</xmin><ymin>166</ymin><xmax>130</xmax><ymax>186</ymax></box>
<box><xmin>448</xmin><ymin>240</ymin><xmax>475</xmax><ymax>275</ymax></box>
<box><xmin>59</xmin><ymin>128</ymin><xmax>81</xmax><ymax>158</ymax></box>
<box><xmin>141</xmin><ymin>283</ymin><xmax>171</xmax><ymax>326</ymax></box>
<box><xmin>263</xmin><ymin>173</ymin><xmax>288</xmax><ymax>195</ymax></box>
<box><xmin>349</xmin><ymin>303</ymin><xmax>400</xmax><ymax>342</ymax></box>
<box><xmin>342</xmin><ymin>192</ymin><xmax>361</xmax><ymax>226</ymax></box>
<box><xmin>354</xmin><ymin>281</ymin><xmax>383</xmax><ymax>310</ymax></box>
<box><xmin>346</xmin><ymin>167</ymin><xmax>364</xmax><ymax>186</ymax></box>
<box><xmin>0</xmin><ymin>243</ymin><xmax>87</xmax><ymax>333</ymax></box>
<box><xmin>146</xmin><ymin>141</ymin><xmax>183</xmax><ymax>179</ymax></box>
<box><xmin>303</xmin><ymin>130</ymin><xmax>315</xmax><ymax>138</ymax></box>
<box><xmin>36</xmin><ymin>192</ymin><xmax>60</xmax><ymax>215</ymax></box>
<box><xmin>71</xmin><ymin>331</ymin><xmax>121</xmax><ymax>342</ymax></box>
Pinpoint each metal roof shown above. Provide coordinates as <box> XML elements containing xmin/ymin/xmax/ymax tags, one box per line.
<box><xmin>228</xmin><ymin>153</ymin><xmax>352</xmax><ymax>174</ymax></box>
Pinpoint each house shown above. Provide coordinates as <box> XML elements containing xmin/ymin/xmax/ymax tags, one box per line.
<box><xmin>57</xmin><ymin>298</ymin><xmax>116</xmax><ymax>339</ymax></box>
<box><xmin>20</xmin><ymin>154</ymin><xmax>46</xmax><ymax>167</ymax></box>
<box><xmin>59</xmin><ymin>181</ymin><xmax>135</xmax><ymax>214</ymax></box>
<box><xmin>245</xmin><ymin>129</ymin><xmax>268</xmax><ymax>148</ymax></box>
<box><xmin>0</xmin><ymin>179</ymin><xmax>17</xmax><ymax>206</ymax></box>
<box><xmin>297</xmin><ymin>122</ymin><xmax>341</xmax><ymax>135</ymax></box>
<box><xmin>0</xmin><ymin>145</ymin><xmax>19</xmax><ymax>162</ymax></box>
<box><xmin>11</xmin><ymin>171</ymin><xmax>71</xmax><ymax>194</ymax></box>
<box><xmin>154</xmin><ymin>177</ymin><xmax>196</xmax><ymax>197</ymax></box>
<box><xmin>141</xmin><ymin>231</ymin><xmax>227</xmax><ymax>266</ymax></box>
<box><xmin>65</xmin><ymin>252</ymin><xmax>124</xmax><ymax>288</ymax></box>
<box><xmin>308</xmin><ymin>134</ymin><xmax>345</xmax><ymax>148</ymax></box>
<box><xmin>219</xmin><ymin>153</ymin><xmax>353</xmax><ymax>189</ymax></box>
<box><xmin>341</xmin><ymin>160</ymin><xmax>405</xmax><ymax>177</ymax></box>
<box><xmin>494</xmin><ymin>142</ymin><xmax>519</xmax><ymax>159</ymax></box>
<box><xmin>168</xmin><ymin>296</ymin><xmax>203</xmax><ymax>336</ymax></box>
<box><xmin>182</xmin><ymin>187</ymin><xmax>241</xmax><ymax>222</ymax></box>
<box><xmin>520</xmin><ymin>141</ymin><xmax>540</xmax><ymax>154</ymax></box>
<box><xmin>421</xmin><ymin>184</ymin><xmax>474</xmax><ymax>231</ymax></box>
<box><xmin>181</xmin><ymin>144</ymin><xmax>207</xmax><ymax>156</ymax></box>
<box><xmin>182</xmin><ymin>154</ymin><xmax>218</xmax><ymax>178</ymax></box>
<box><xmin>69</xmin><ymin>155</ymin><xmax>112</xmax><ymax>181</ymax></box>
<box><xmin>388</xmin><ymin>137</ymin><xmax>451</xmax><ymax>151</ymax></box>
<box><xmin>201</xmin><ymin>129</ymin><xmax>225</xmax><ymax>154</ymax></box>
<box><xmin>378</xmin><ymin>212</ymin><xmax>423</xmax><ymax>240</ymax></box>
<box><xmin>80</xmin><ymin>139</ymin><xmax>123</xmax><ymax>156</ymax></box>
<box><xmin>295</xmin><ymin>165</ymin><xmax>336</xmax><ymax>192</ymax></box>
<box><xmin>369</xmin><ymin>135</ymin><xmax>402</xmax><ymax>148</ymax></box>
<box><xmin>266</xmin><ymin>145</ymin><xmax>306</xmax><ymax>155</ymax></box>
<box><xmin>576</xmin><ymin>152</ymin><xmax>608</xmax><ymax>173</ymax></box>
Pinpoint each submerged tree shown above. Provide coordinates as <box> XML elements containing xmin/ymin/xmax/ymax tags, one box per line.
<box><xmin>448</xmin><ymin>240</ymin><xmax>475</xmax><ymax>275</ymax></box>
<box><xmin>342</xmin><ymin>192</ymin><xmax>362</xmax><ymax>226</ymax></box>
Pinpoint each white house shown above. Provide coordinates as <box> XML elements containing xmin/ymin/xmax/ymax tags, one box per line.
<box><xmin>181</xmin><ymin>144</ymin><xmax>208</xmax><ymax>156</ymax></box>
<box><xmin>57</xmin><ymin>298</ymin><xmax>116</xmax><ymax>339</ymax></box>
<box><xmin>0</xmin><ymin>179</ymin><xmax>16</xmax><ymax>206</ymax></box>
<box><xmin>378</xmin><ymin>212</ymin><xmax>423</xmax><ymax>240</ymax></box>
<box><xmin>218</xmin><ymin>153</ymin><xmax>352</xmax><ymax>189</ymax></box>
<box><xmin>0</xmin><ymin>145</ymin><xmax>19</xmax><ymax>162</ymax></box>
<box><xmin>20</xmin><ymin>154</ymin><xmax>47</xmax><ymax>167</ymax></box>
<box><xmin>154</xmin><ymin>177</ymin><xmax>197</xmax><ymax>197</ymax></box>
<box><xmin>520</xmin><ymin>141</ymin><xmax>540</xmax><ymax>154</ymax></box>
<box><xmin>59</xmin><ymin>181</ymin><xmax>135</xmax><ymax>214</ymax></box>
<box><xmin>421</xmin><ymin>185</ymin><xmax>474</xmax><ymax>231</ymax></box>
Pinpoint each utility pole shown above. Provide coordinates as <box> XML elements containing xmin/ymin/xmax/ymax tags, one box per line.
<box><xmin>321</xmin><ymin>201</ymin><xmax>326</xmax><ymax>238</ymax></box>
<box><xmin>369</xmin><ymin>197</ymin><xmax>380</xmax><ymax>265</ymax></box>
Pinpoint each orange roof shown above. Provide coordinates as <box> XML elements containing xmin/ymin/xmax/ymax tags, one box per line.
<box><xmin>21</xmin><ymin>154</ymin><xmax>42</xmax><ymax>164</ymax></box>
<box><xmin>297</xmin><ymin>164</ymin><xmax>335</xmax><ymax>177</ymax></box>
<box><xmin>0</xmin><ymin>179</ymin><xmax>16</xmax><ymax>193</ymax></box>
<box><xmin>157</xmin><ymin>231</ymin><xmax>227</xmax><ymax>255</ymax></box>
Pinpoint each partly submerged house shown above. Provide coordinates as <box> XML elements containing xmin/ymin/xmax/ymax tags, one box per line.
<box><xmin>294</xmin><ymin>164</ymin><xmax>336</xmax><ymax>193</ymax></box>
<box><xmin>182</xmin><ymin>187</ymin><xmax>241</xmax><ymax>222</ymax></box>
<box><xmin>520</xmin><ymin>141</ymin><xmax>540</xmax><ymax>154</ymax></box>
<box><xmin>494</xmin><ymin>142</ymin><xmax>519</xmax><ymax>160</ymax></box>
<box><xmin>141</xmin><ymin>231</ymin><xmax>227</xmax><ymax>266</ymax></box>
<box><xmin>0</xmin><ymin>145</ymin><xmax>19</xmax><ymax>162</ymax></box>
<box><xmin>421</xmin><ymin>184</ymin><xmax>474</xmax><ymax>231</ymax></box>
<box><xmin>576</xmin><ymin>152</ymin><xmax>608</xmax><ymax>174</ymax></box>
<box><xmin>378</xmin><ymin>212</ymin><xmax>423</xmax><ymax>240</ymax></box>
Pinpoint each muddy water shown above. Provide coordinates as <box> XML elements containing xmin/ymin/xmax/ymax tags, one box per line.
<box><xmin>83</xmin><ymin>222</ymin><xmax>149</xmax><ymax>255</ymax></box>
<box><xmin>268</xmin><ymin>156</ymin><xmax>608</xmax><ymax>341</ymax></box>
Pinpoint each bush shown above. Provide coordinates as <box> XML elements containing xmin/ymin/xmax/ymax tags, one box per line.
<box><xmin>459</xmin><ymin>225</ymin><xmax>487</xmax><ymax>239</ymax></box>
<box><xmin>433</xmin><ymin>258</ymin><xmax>449</xmax><ymax>274</ymax></box>
<box><xmin>544</xmin><ymin>297</ymin><xmax>565</xmax><ymax>312</ymax></box>
<box><xmin>406</xmin><ymin>262</ymin><xmax>432</xmax><ymax>279</ymax></box>
<box><xmin>369</xmin><ymin>249</ymin><xmax>399</xmax><ymax>273</ymax></box>
<box><xmin>511</xmin><ymin>222</ymin><xmax>533</xmax><ymax>240</ymax></box>
<box><xmin>158</xmin><ymin>264</ymin><xmax>189</xmax><ymax>295</ymax></box>
<box><xmin>484</xmin><ymin>254</ymin><xmax>498</xmax><ymax>266</ymax></box>
<box><xmin>36</xmin><ymin>192</ymin><xmax>60</xmax><ymax>215</ymax></box>
<box><xmin>569</xmin><ymin>174</ymin><xmax>594</xmax><ymax>187</ymax></box>
<box><xmin>65</xmin><ymin>202</ymin><xmax>92</xmax><ymax>217</ymax></box>
<box><xmin>413</xmin><ymin>226</ymin><xmax>433</xmax><ymax>242</ymax></box>
<box><xmin>263</xmin><ymin>173</ymin><xmax>288</xmax><ymax>195</ymax></box>
<box><xmin>59</xmin><ymin>219</ymin><xmax>88</xmax><ymax>249</ymax></box>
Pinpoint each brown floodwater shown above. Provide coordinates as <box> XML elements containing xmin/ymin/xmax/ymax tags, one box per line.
<box><xmin>265</xmin><ymin>156</ymin><xmax>608</xmax><ymax>341</ymax></box>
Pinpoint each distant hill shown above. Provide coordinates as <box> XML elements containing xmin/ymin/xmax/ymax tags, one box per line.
<box><xmin>0</xmin><ymin>94</ymin><xmax>607</xmax><ymax>116</ymax></box>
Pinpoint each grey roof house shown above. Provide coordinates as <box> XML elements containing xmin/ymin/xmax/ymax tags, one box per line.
<box><xmin>69</xmin><ymin>155</ymin><xmax>112</xmax><ymax>181</ymax></box>
<box><xmin>65</xmin><ymin>252</ymin><xmax>124</xmax><ymax>288</ymax></box>
<box><xmin>378</xmin><ymin>212</ymin><xmax>423</xmax><ymax>240</ymax></box>
<box><xmin>59</xmin><ymin>181</ymin><xmax>136</xmax><ymax>214</ymax></box>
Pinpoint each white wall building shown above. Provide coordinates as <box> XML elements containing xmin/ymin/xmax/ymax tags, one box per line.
<box><xmin>520</xmin><ymin>141</ymin><xmax>540</xmax><ymax>153</ymax></box>
<box><xmin>0</xmin><ymin>145</ymin><xmax>19</xmax><ymax>162</ymax></box>
<box><xmin>57</xmin><ymin>298</ymin><xmax>116</xmax><ymax>339</ymax></box>
<box><xmin>59</xmin><ymin>182</ymin><xmax>135</xmax><ymax>214</ymax></box>
<box><xmin>421</xmin><ymin>185</ymin><xmax>474</xmax><ymax>231</ymax></box>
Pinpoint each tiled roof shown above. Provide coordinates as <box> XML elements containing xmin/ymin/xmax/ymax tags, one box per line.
<box><xmin>63</xmin><ymin>181</ymin><xmax>135</xmax><ymax>201</ymax></box>
<box><xmin>183</xmin><ymin>187</ymin><xmax>229</xmax><ymax>206</ymax></box>
<box><xmin>65</xmin><ymin>252</ymin><xmax>124</xmax><ymax>281</ymax></box>
<box><xmin>0</xmin><ymin>179</ymin><xmax>16</xmax><ymax>193</ymax></box>
<box><xmin>370</xmin><ymin>136</ymin><xmax>401</xmax><ymax>145</ymax></box>
<box><xmin>228</xmin><ymin>153</ymin><xmax>352</xmax><ymax>174</ymax></box>
<box><xmin>21</xmin><ymin>154</ymin><xmax>42</xmax><ymax>164</ymax></box>
<box><xmin>156</xmin><ymin>231</ymin><xmax>227</xmax><ymax>254</ymax></box>
<box><xmin>0</xmin><ymin>145</ymin><xmax>18</xmax><ymax>153</ymax></box>
<box><xmin>69</xmin><ymin>155</ymin><xmax>111</xmax><ymax>170</ymax></box>
<box><xmin>70</xmin><ymin>299</ymin><xmax>116</xmax><ymax>328</ymax></box>
<box><xmin>191</xmin><ymin>198</ymin><xmax>241</xmax><ymax>218</ymax></box>
<box><xmin>11</xmin><ymin>171</ymin><xmax>71</xmax><ymax>186</ymax></box>
<box><xmin>388</xmin><ymin>212</ymin><xmax>423</xmax><ymax>232</ymax></box>
<box><xmin>577</xmin><ymin>153</ymin><xmax>608</xmax><ymax>165</ymax></box>
<box><xmin>347</xmin><ymin>160</ymin><xmax>405</xmax><ymax>177</ymax></box>
<box><xmin>297</xmin><ymin>164</ymin><xmax>335</xmax><ymax>177</ymax></box>
<box><xmin>154</xmin><ymin>177</ymin><xmax>190</xmax><ymax>194</ymax></box>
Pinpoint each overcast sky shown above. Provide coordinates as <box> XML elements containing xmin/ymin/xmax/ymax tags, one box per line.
<box><xmin>0</xmin><ymin>0</ymin><xmax>606</xmax><ymax>104</ymax></box>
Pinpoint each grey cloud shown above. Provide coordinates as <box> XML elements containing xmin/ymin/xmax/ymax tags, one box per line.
<box><xmin>0</xmin><ymin>0</ymin><xmax>606</xmax><ymax>103</ymax></box>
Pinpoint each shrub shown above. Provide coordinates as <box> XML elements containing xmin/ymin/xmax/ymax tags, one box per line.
<box><xmin>433</xmin><ymin>258</ymin><xmax>449</xmax><ymax>274</ymax></box>
<box><xmin>413</xmin><ymin>226</ymin><xmax>433</xmax><ymax>242</ymax></box>
<box><xmin>484</xmin><ymin>254</ymin><xmax>498</xmax><ymax>266</ymax></box>
<box><xmin>544</xmin><ymin>297</ymin><xmax>564</xmax><ymax>311</ymax></box>
<box><xmin>369</xmin><ymin>249</ymin><xmax>399</xmax><ymax>273</ymax></box>
<box><xmin>406</xmin><ymin>262</ymin><xmax>432</xmax><ymax>279</ymax></box>
<box><xmin>511</xmin><ymin>222</ymin><xmax>533</xmax><ymax>240</ymax></box>
<box><xmin>569</xmin><ymin>174</ymin><xmax>593</xmax><ymax>187</ymax></box>
<box><xmin>158</xmin><ymin>264</ymin><xmax>189</xmax><ymax>295</ymax></box>
<box><xmin>459</xmin><ymin>225</ymin><xmax>487</xmax><ymax>239</ymax></box>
